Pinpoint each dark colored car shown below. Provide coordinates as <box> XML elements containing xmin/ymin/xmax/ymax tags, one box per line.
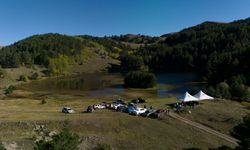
<box><xmin>149</xmin><ymin>109</ymin><xmax>166</xmax><ymax>118</ymax></box>
<box><xmin>141</xmin><ymin>109</ymin><xmax>156</xmax><ymax>117</ymax></box>
<box><xmin>115</xmin><ymin>99</ymin><xmax>127</xmax><ymax>105</ymax></box>
<box><xmin>62</xmin><ymin>107</ymin><xmax>74</xmax><ymax>113</ymax></box>
<box><xmin>117</xmin><ymin>105</ymin><xmax>127</xmax><ymax>112</ymax></box>
<box><xmin>131</xmin><ymin>97</ymin><xmax>146</xmax><ymax>104</ymax></box>
<box><xmin>86</xmin><ymin>106</ymin><xmax>94</xmax><ymax>113</ymax></box>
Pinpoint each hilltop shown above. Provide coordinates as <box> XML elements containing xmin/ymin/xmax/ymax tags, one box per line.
<box><xmin>0</xmin><ymin>17</ymin><xmax>250</xmax><ymax>101</ymax></box>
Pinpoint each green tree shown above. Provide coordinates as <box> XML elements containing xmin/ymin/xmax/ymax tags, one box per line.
<box><xmin>231</xmin><ymin>114</ymin><xmax>250</xmax><ymax>150</ymax></box>
<box><xmin>34</xmin><ymin>121</ymin><xmax>81</xmax><ymax>150</ymax></box>
<box><xmin>120</xmin><ymin>54</ymin><xmax>144</xmax><ymax>71</ymax></box>
<box><xmin>124</xmin><ymin>71</ymin><xmax>156</xmax><ymax>88</ymax></box>
<box><xmin>0</xmin><ymin>67</ymin><xmax>5</xmax><ymax>78</ymax></box>
<box><xmin>29</xmin><ymin>72</ymin><xmax>39</xmax><ymax>80</ymax></box>
<box><xmin>0</xmin><ymin>142</ymin><xmax>5</xmax><ymax>150</ymax></box>
<box><xmin>215</xmin><ymin>82</ymin><xmax>231</xmax><ymax>99</ymax></box>
<box><xmin>18</xmin><ymin>75</ymin><xmax>28</xmax><ymax>82</ymax></box>
<box><xmin>96</xmin><ymin>143</ymin><xmax>112</xmax><ymax>150</ymax></box>
<box><xmin>4</xmin><ymin>85</ymin><xmax>16</xmax><ymax>95</ymax></box>
<box><xmin>48</xmin><ymin>55</ymin><xmax>70</xmax><ymax>75</ymax></box>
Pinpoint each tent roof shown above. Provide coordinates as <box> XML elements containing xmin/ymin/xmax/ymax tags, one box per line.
<box><xmin>193</xmin><ymin>90</ymin><xmax>214</xmax><ymax>100</ymax></box>
<box><xmin>178</xmin><ymin>92</ymin><xmax>199</xmax><ymax>102</ymax></box>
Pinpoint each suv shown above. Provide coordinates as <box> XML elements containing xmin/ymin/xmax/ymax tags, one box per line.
<box><xmin>62</xmin><ymin>107</ymin><xmax>74</xmax><ymax>113</ymax></box>
<box><xmin>130</xmin><ymin>108</ymin><xmax>147</xmax><ymax>115</ymax></box>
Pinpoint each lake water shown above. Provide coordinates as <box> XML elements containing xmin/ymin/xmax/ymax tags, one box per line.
<box><xmin>19</xmin><ymin>73</ymin><xmax>204</xmax><ymax>98</ymax></box>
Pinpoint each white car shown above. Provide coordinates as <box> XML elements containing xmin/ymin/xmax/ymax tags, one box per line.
<box><xmin>131</xmin><ymin>108</ymin><xmax>147</xmax><ymax>115</ymax></box>
<box><xmin>62</xmin><ymin>107</ymin><xmax>74</xmax><ymax>113</ymax></box>
<box><xmin>111</xmin><ymin>103</ymin><xmax>124</xmax><ymax>110</ymax></box>
<box><xmin>93</xmin><ymin>104</ymin><xmax>106</xmax><ymax>109</ymax></box>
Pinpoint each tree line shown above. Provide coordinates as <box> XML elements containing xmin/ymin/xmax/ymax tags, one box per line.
<box><xmin>0</xmin><ymin>17</ymin><xmax>250</xmax><ymax>100</ymax></box>
<box><xmin>120</xmin><ymin>18</ymin><xmax>250</xmax><ymax>101</ymax></box>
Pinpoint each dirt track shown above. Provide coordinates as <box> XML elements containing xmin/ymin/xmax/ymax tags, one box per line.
<box><xmin>169</xmin><ymin>112</ymin><xmax>239</xmax><ymax>145</ymax></box>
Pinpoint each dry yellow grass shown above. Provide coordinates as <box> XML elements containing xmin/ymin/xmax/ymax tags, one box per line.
<box><xmin>0</xmin><ymin>90</ymin><xmax>247</xmax><ymax>149</ymax></box>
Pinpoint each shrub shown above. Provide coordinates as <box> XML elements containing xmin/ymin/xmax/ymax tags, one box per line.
<box><xmin>34</xmin><ymin>121</ymin><xmax>81</xmax><ymax>150</ymax></box>
<box><xmin>0</xmin><ymin>67</ymin><xmax>5</xmax><ymax>78</ymax></box>
<box><xmin>0</xmin><ymin>142</ymin><xmax>5</xmax><ymax>150</ymax></box>
<box><xmin>124</xmin><ymin>71</ymin><xmax>156</xmax><ymax>88</ymax></box>
<box><xmin>96</xmin><ymin>143</ymin><xmax>112</xmax><ymax>150</ymax></box>
<box><xmin>18</xmin><ymin>75</ymin><xmax>28</xmax><ymax>82</ymax></box>
<box><xmin>41</xmin><ymin>99</ymin><xmax>47</xmax><ymax>105</ymax></box>
<box><xmin>29</xmin><ymin>72</ymin><xmax>39</xmax><ymax>80</ymax></box>
<box><xmin>4</xmin><ymin>85</ymin><xmax>16</xmax><ymax>95</ymax></box>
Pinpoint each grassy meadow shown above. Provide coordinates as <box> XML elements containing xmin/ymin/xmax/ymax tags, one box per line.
<box><xmin>0</xmin><ymin>88</ymin><xmax>249</xmax><ymax>149</ymax></box>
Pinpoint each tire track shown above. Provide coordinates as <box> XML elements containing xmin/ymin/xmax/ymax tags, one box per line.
<box><xmin>169</xmin><ymin>112</ymin><xmax>239</xmax><ymax>145</ymax></box>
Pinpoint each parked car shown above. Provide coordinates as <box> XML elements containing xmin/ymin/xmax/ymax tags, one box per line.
<box><xmin>127</xmin><ymin>105</ymin><xmax>137</xmax><ymax>113</ymax></box>
<box><xmin>130</xmin><ymin>108</ymin><xmax>147</xmax><ymax>115</ymax></box>
<box><xmin>149</xmin><ymin>109</ymin><xmax>166</xmax><ymax>118</ymax></box>
<box><xmin>93</xmin><ymin>104</ymin><xmax>106</xmax><ymax>109</ymax></box>
<box><xmin>111</xmin><ymin>103</ymin><xmax>125</xmax><ymax>110</ymax></box>
<box><xmin>141</xmin><ymin>109</ymin><xmax>156</xmax><ymax>117</ymax></box>
<box><xmin>101</xmin><ymin>102</ymin><xmax>111</xmax><ymax>108</ymax></box>
<box><xmin>117</xmin><ymin>105</ymin><xmax>127</xmax><ymax>112</ymax></box>
<box><xmin>86</xmin><ymin>106</ymin><xmax>94</xmax><ymax>113</ymax></box>
<box><xmin>113</xmin><ymin>99</ymin><xmax>127</xmax><ymax>105</ymax></box>
<box><xmin>62</xmin><ymin>107</ymin><xmax>74</xmax><ymax>113</ymax></box>
<box><xmin>131</xmin><ymin>97</ymin><xmax>146</xmax><ymax>104</ymax></box>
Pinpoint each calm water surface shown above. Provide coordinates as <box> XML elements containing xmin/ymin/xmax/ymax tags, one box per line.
<box><xmin>20</xmin><ymin>73</ymin><xmax>204</xmax><ymax>98</ymax></box>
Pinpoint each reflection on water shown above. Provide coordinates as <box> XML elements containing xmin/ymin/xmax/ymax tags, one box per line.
<box><xmin>19</xmin><ymin>72</ymin><xmax>204</xmax><ymax>98</ymax></box>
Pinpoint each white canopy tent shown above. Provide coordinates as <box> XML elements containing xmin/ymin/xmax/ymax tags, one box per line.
<box><xmin>193</xmin><ymin>90</ymin><xmax>214</xmax><ymax>100</ymax></box>
<box><xmin>178</xmin><ymin>92</ymin><xmax>199</xmax><ymax>102</ymax></box>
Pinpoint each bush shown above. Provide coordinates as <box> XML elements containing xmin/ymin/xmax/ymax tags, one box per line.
<box><xmin>29</xmin><ymin>72</ymin><xmax>39</xmax><ymax>80</ymax></box>
<box><xmin>0</xmin><ymin>67</ymin><xmax>4</xmax><ymax>78</ymax></box>
<box><xmin>41</xmin><ymin>99</ymin><xmax>47</xmax><ymax>105</ymax></box>
<box><xmin>124</xmin><ymin>71</ymin><xmax>156</xmax><ymax>88</ymax></box>
<box><xmin>18</xmin><ymin>75</ymin><xmax>28</xmax><ymax>82</ymax></box>
<box><xmin>96</xmin><ymin>143</ymin><xmax>112</xmax><ymax>150</ymax></box>
<box><xmin>0</xmin><ymin>142</ymin><xmax>5</xmax><ymax>150</ymax></box>
<box><xmin>4</xmin><ymin>85</ymin><xmax>16</xmax><ymax>95</ymax></box>
<box><xmin>34</xmin><ymin>121</ymin><xmax>81</xmax><ymax>150</ymax></box>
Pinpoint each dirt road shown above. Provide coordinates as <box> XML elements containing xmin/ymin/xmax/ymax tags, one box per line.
<box><xmin>169</xmin><ymin>112</ymin><xmax>239</xmax><ymax>145</ymax></box>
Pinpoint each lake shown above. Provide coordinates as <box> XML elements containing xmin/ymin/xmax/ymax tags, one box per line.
<box><xmin>19</xmin><ymin>72</ymin><xmax>204</xmax><ymax>98</ymax></box>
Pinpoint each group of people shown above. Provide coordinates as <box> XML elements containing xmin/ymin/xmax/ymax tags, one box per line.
<box><xmin>173</xmin><ymin>101</ymin><xmax>199</xmax><ymax>112</ymax></box>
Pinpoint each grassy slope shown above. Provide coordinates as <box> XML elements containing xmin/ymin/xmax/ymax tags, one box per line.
<box><xmin>178</xmin><ymin>100</ymin><xmax>250</xmax><ymax>135</ymax></box>
<box><xmin>0</xmin><ymin>55</ymin><xmax>119</xmax><ymax>89</ymax></box>
<box><xmin>0</xmin><ymin>90</ymin><xmax>248</xmax><ymax>149</ymax></box>
<box><xmin>0</xmin><ymin>66</ymin><xmax>46</xmax><ymax>89</ymax></box>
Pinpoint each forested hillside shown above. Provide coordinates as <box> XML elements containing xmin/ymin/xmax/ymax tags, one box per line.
<box><xmin>1</xmin><ymin>17</ymin><xmax>250</xmax><ymax>100</ymax></box>
<box><xmin>0</xmin><ymin>33</ymin><xmax>107</xmax><ymax>68</ymax></box>
<box><xmin>121</xmin><ymin>18</ymin><xmax>250</xmax><ymax>101</ymax></box>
